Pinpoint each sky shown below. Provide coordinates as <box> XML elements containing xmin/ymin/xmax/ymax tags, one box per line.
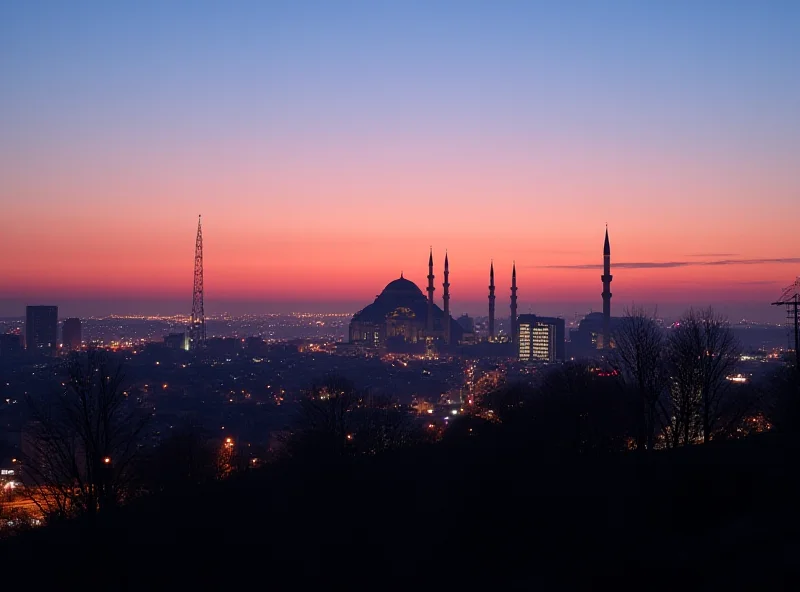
<box><xmin>1</xmin><ymin>1</ymin><xmax>798</xmax><ymax>320</ymax></box>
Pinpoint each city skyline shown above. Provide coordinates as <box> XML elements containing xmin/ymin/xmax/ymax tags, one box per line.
<box><xmin>2</xmin><ymin>2</ymin><xmax>798</xmax><ymax>321</ymax></box>
<box><xmin>0</xmin><ymin>219</ymin><xmax>796</xmax><ymax>321</ymax></box>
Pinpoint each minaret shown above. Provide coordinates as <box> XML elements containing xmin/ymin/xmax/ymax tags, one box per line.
<box><xmin>601</xmin><ymin>227</ymin><xmax>613</xmax><ymax>349</ymax></box>
<box><xmin>443</xmin><ymin>252</ymin><xmax>451</xmax><ymax>344</ymax></box>
<box><xmin>510</xmin><ymin>262</ymin><xmax>518</xmax><ymax>345</ymax></box>
<box><xmin>488</xmin><ymin>261</ymin><xmax>496</xmax><ymax>340</ymax></box>
<box><xmin>427</xmin><ymin>248</ymin><xmax>435</xmax><ymax>334</ymax></box>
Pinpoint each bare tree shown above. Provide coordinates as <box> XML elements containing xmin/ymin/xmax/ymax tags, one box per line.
<box><xmin>290</xmin><ymin>375</ymin><xmax>362</xmax><ymax>459</ymax></box>
<box><xmin>289</xmin><ymin>375</ymin><xmax>422</xmax><ymax>459</ymax></box>
<box><xmin>349</xmin><ymin>394</ymin><xmax>424</xmax><ymax>455</ymax></box>
<box><xmin>664</xmin><ymin>315</ymin><xmax>703</xmax><ymax>447</ymax></box>
<box><xmin>22</xmin><ymin>351</ymin><xmax>149</xmax><ymax>522</ymax></box>
<box><xmin>667</xmin><ymin>308</ymin><xmax>741</xmax><ymax>443</ymax></box>
<box><xmin>611</xmin><ymin>306</ymin><xmax>667</xmax><ymax>450</ymax></box>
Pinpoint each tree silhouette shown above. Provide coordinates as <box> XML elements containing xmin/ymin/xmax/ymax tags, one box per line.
<box><xmin>292</xmin><ymin>375</ymin><xmax>361</xmax><ymax>459</ymax></box>
<box><xmin>476</xmin><ymin>364</ymin><xmax>634</xmax><ymax>455</ymax></box>
<box><xmin>667</xmin><ymin>308</ymin><xmax>741</xmax><ymax>443</ymax></box>
<box><xmin>22</xmin><ymin>351</ymin><xmax>148</xmax><ymax>522</ymax></box>
<box><xmin>611</xmin><ymin>307</ymin><xmax>667</xmax><ymax>450</ymax></box>
<box><xmin>288</xmin><ymin>375</ymin><xmax>423</xmax><ymax>460</ymax></box>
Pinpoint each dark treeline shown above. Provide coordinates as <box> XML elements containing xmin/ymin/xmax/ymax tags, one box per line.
<box><xmin>611</xmin><ymin>306</ymin><xmax>797</xmax><ymax>449</ymax></box>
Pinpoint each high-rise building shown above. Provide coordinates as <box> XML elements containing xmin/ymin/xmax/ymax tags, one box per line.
<box><xmin>62</xmin><ymin>318</ymin><xmax>82</xmax><ymax>351</ymax></box>
<box><xmin>518</xmin><ymin>314</ymin><xmax>565</xmax><ymax>362</ymax></box>
<box><xmin>26</xmin><ymin>306</ymin><xmax>58</xmax><ymax>355</ymax></box>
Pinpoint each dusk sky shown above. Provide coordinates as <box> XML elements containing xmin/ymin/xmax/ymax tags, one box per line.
<box><xmin>1</xmin><ymin>1</ymin><xmax>798</xmax><ymax>320</ymax></box>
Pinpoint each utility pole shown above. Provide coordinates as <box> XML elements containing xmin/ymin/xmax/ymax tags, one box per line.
<box><xmin>772</xmin><ymin>277</ymin><xmax>800</xmax><ymax>369</ymax></box>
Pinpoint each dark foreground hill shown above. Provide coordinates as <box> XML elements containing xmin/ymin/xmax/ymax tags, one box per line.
<box><xmin>4</xmin><ymin>432</ymin><xmax>800</xmax><ymax>589</ymax></box>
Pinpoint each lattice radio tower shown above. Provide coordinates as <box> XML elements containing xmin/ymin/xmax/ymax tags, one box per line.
<box><xmin>772</xmin><ymin>276</ymin><xmax>800</xmax><ymax>368</ymax></box>
<box><xmin>189</xmin><ymin>215</ymin><xmax>206</xmax><ymax>349</ymax></box>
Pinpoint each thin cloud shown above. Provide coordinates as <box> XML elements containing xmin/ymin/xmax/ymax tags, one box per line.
<box><xmin>704</xmin><ymin>258</ymin><xmax>800</xmax><ymax>267</ymax></box>
<box><xmin>538</xmin><ymin>257</ymin><xmax>800</xmax><ymax>270</ymax></box>
<box><xmin>687</xmin><ymin>253</ymin><xmax>739</xmax><ymax>257</ymax></box>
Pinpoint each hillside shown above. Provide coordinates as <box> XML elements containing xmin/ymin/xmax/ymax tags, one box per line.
<box><xmin>4</xmin><ymin>430</ymin><xmax>800</xmax><ymax>588</ymax></box>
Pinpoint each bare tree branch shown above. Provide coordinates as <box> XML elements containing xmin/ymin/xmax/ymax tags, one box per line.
<box><xmin>611</xmin><ymin>306</ymin><xmax>667</xmax><ymax>450</ymax></box>
<box><xmin>21</xmin><ymin>351</ymin><xmax>149</xmax><ymax>522</ymax></box>
<box><xmin>667</xmin><ymin>308</ymin><xmax>741</xmax><ymax>443</ymax></box>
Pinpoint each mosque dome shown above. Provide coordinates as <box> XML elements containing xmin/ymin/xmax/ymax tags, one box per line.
<box><xmin>381</xmin><ymin>276</ymin><xmax>425</xmax><ymax>297</ymax></box>
<box><xmin>351</xmin><ymin>276</ymin><xmax>429</xmax><ymax>325</ymax></box>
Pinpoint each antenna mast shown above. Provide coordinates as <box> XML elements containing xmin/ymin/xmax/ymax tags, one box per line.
<box><xmin>190</xmin><ymin>215</ymin><xmax>206</xmax><ymax>349</ymax></box>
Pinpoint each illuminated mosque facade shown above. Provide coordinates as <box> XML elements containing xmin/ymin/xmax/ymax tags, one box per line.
<box><xmin>349</xmin><ymin>251</ymin><xmax>465</xmax><ymax>349</ymax></box>
<box><xmin>349</xmin><ymin>229</ymin><xmax>613</xmax><ymax>354</ymax></box>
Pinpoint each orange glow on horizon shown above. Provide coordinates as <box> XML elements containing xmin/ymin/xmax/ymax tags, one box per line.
<box><xmin>2</xmin><ymin>156</ymin><xmax>796</xmax><ymax>312</ymax></box>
